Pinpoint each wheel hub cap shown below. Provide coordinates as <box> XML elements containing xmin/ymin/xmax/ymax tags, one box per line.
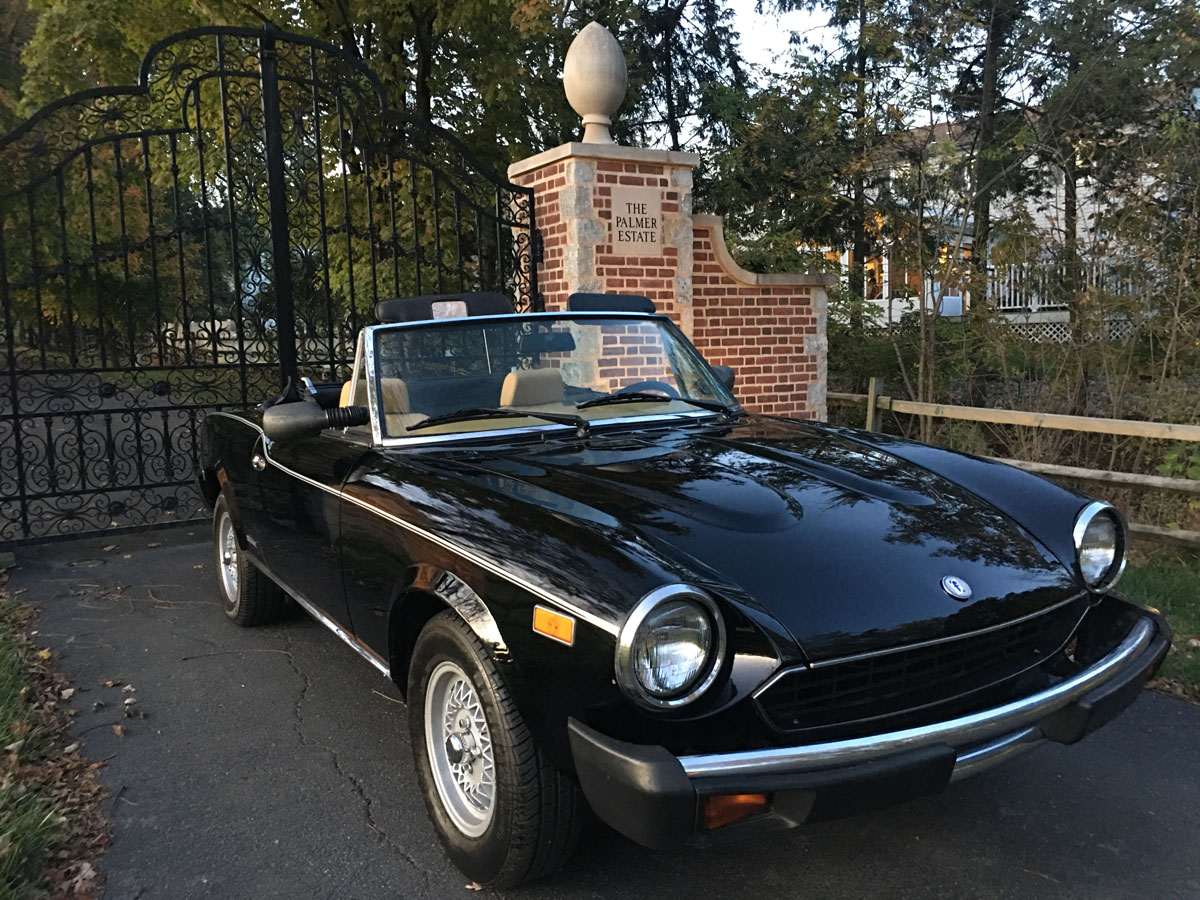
<box><xmin>217</xmin><ymin>513</ymin><xmax>239</xmax><ymax>601</ymax></box>
<box><xmin>424</xmin><ymin>660</ymin><xmax>496</xmax><ymax>837</ymax></box>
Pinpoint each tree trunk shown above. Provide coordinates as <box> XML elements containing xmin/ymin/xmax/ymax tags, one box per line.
<box><xmin>848</xmin><ymin>0</ymin><xmax>868</xmax><ymax>342</ymax></box>
<box><xmin>972</xmin><ymin>1</ymin><xmax>1003</xmax><ymax>277</ymax></box>
<box><xmin>966</xmin><ymin>0</ymin><xmax>1005</xmax><ymax>408</ymax></box>
<box><xmin>665</xmin><ymin>37</ymin><xmax>681</xmax><ymax>151</ymax></box>
<box><xmin>1063</xmin><ymin>147</ymin><xmax>1087</xmax><ymax>415</ymax></box>
<box><xmin>411</xmin><ymin>5</ymin><xmax>435</xmax><ymax>123</ymax></box>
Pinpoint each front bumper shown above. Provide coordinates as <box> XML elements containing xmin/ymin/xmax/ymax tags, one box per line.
<box><xmin>568</xmin><ymin>612</ymin><xmax>1170</xmax><ymax>849</ymax></box>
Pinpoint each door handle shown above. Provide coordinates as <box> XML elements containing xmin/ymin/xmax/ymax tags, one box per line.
<box><xmin>251</xmin><ymin>453</ymin><xmax>266</xmax><ymax>472</ymax></box>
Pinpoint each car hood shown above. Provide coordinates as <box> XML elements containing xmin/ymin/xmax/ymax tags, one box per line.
<box><xmin>405</xmin><ymin>417</ymin><xmax>1079</xmax><ymax>661</ymax></box>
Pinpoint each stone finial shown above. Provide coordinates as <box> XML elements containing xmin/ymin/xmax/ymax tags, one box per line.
<box><xmin>563</xmin><ymin>22</ymin><xmax>627</xmax><ymax>144</ymax></box>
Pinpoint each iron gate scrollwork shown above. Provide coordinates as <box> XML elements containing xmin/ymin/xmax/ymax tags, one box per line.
<box><xmin>0</xmin><ymin>25</ymin><xmax>541</xmax><ymax>544</ymax></box>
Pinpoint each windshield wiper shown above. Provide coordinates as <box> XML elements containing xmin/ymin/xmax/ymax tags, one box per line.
<box><xmin>407</xmin><ymin>406</ymin><xmax>590</xmax><ymax>435</ymax></box>
<box><xmin>576</xmin><ymin>391</ymin><xmax>736</xmax><ymax>416</ymax></box>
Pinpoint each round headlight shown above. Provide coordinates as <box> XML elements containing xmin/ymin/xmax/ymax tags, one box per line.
<box><xmin>1073</xmin><ymin>501</ymin><xmax>1127</xmax><ymax>590</ymax></box>
<box><xmin>616</xmin><ymin>585</ymin><xmax>726</xmax><ymax>709</ymax></box>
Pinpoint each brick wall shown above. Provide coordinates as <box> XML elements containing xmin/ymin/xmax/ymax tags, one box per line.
<box><xmin>509</xmin><ymin>144</ymin><xmax>830</xmax><ymax>420</ymax></box>
<box><xmin>690</xmin><ymin>215</ymin><xmax>828</xmax><ymax>420</ymax></box>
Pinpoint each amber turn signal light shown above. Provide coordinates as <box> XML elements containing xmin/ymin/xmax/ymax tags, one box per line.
<box><xmin>532</xmin><ymin>605</ymin><xmax>575</xmax><ymax>645</ymax></box>
<box><xmin>703</xmin><ymin>792</ymin><xmax>770</xmax><ymax>830</ymax></box>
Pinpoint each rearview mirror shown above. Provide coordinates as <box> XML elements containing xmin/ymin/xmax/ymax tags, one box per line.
<box><xmin>262</xmin><ymin>400</ymin><xmax>369</xmax><ymax>443</ymax></box>
<box><xmin>712</xmin><ymin>365</ymin><xmax>735</xmax><ymax>392</ymax></box>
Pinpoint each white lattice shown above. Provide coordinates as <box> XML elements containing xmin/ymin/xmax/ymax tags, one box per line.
<box><xmin>1008</xmin><ymin>321</ymin><xmax>1072</xmax><ymax>343</ymax></box>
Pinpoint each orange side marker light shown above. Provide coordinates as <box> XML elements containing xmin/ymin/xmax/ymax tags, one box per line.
<box><xmin>703</xmin><ymin>793</ymin><xmax>771</xmax><ymax>830</ymax></box>
<box><xmin>532</xmin><ymin>605</ymin><xmax>575</xmax><ymax>646</ymax></box>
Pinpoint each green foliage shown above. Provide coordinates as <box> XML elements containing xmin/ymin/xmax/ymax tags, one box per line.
<box><xmin>1157</xmin><ymin>446</ymin><xmax>1200</xmax><ymax>483</ymax></box>
<box><xmin>1121</xmin><ymin>554</ymin><xmax>1200</xmax><ymax>698</ymax></box>
<box><xmin>0</xmin><ymin>602</ymin><xmax>60</xmax><ymax>898</ymax></box>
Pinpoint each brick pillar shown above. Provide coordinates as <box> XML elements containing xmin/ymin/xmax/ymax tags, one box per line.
<box><xmin>508</xmin><ymin>143</ymin><xmax>833</xmax><ymax>421</ymax></box>
<box><xmin>509</xmin><ymin>144</ymin><xmax>697</xmax><ymax>317</ymax></box>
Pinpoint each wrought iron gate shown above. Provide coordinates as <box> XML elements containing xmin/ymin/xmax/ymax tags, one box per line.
<box><xmin>0</xmin><ymin>26</ymin><xmax>540</xmax><ymax>544</ymax></box>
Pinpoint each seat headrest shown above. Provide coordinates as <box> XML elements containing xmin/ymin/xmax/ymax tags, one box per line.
<box><xmin>500</xmin><ymin>368</ymin><xmax>564</xmax><ymax>408</ymax></box>
<box><xmin>339</xmin><ymin>378</ymin><xmax>365</xmax><ymax>407</ymax></box>
<box><xmin>375</xmin><ymin>292</ymin><xmax>514</xmax><ymax>323</ymax></box>
<box><xmin>340</xmin><ymin>376</ymin><xmax>411</xmax><ymax>413</ymax></box>
<box><xmin>380</xmin><ymin>377</ymin><xmax>411</xmax><ymax>413</ymax></box>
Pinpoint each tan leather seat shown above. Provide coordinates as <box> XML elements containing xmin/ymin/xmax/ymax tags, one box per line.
<box><xmin>500</xmin><ymin>368</ymin><xmax>564</xmax><ymax>408</ymax></box>
<box><xmin>339</xmin><ymin>378</ymin><xmax>366</xmax><ymax>407</ymax></box>
<box><xmin>340</xmin><ymin>376</ymin><xmax>410</xmax><ymax>410</ymax></box>
<box><xmin>339</xmin><ymin>376</ymin><xmax>427</xmax><ymax>434</ymax></box>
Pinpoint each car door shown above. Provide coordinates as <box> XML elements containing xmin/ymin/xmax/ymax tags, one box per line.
<box><xmin>254</xmin><ymin>430</ymin><xmax>370</xmax><ymax>631</ymax></box>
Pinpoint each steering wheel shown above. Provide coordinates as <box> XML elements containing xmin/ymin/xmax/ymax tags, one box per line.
<box><xmin>618</xmin><ymin>380</ymin><xmax>680</xmax><ymax>398</ymax></box>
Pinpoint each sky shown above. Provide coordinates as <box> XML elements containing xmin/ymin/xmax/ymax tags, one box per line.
<box><xmin>728</xmin><ymin>0</ymin><xmax>835</xmax><ymax>76</ymax></box>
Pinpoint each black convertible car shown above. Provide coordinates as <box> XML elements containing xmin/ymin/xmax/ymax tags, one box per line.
<box><xmin>198</xmin><ymin>292</ymin><xmax>1169</xmax><ymax>888</ymax></box>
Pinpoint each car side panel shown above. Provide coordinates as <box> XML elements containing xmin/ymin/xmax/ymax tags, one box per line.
<box><xmin>201</xmin><ymin>412</ymin><xmax>267</xmax><ymax>544</ymax></box>
<box><xmin>253</xmin><ymin>433</ymin><xmax>368</xmax><ymax>630</ymax></box>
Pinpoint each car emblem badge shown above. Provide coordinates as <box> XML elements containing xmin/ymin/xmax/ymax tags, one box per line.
<box><xmin>941</xmin><ymin>575</ymin><xmax>972</xmax><ymax>601</ymax></box>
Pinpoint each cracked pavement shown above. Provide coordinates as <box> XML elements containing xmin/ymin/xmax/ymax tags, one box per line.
<box><xmin>11</xmin><ymin>528</ymin><xmax>1200</xmax><ymax>899</ymax></box>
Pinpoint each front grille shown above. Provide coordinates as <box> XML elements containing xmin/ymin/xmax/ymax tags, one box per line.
<box><xmin>755</xmin><ymin>598</ymin><xmax>1086</xmax><ymax>736</ymax></box>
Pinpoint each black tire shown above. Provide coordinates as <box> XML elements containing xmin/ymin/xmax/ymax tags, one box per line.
<box><xmin>212</xmin><ymin>494</ymin><xmax>285</xmax><ymax>627</ymax></box>
<box><xmin>408</xmin><ymin>610</ymin><xmax>585</xmax><ymax>888</ymax></box>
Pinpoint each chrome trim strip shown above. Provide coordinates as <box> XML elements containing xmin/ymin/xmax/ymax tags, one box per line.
<box><xmin>758</xmin><ymin>592</ymin><xmax>1087</xmax><ymax>691</ymax></box>
<box><xmin>207</xmin><ymin>413</ymin><xmax>619</xmax><ymax>636</ymax></box>
<box><xmin>253</xmin><ymin>560</ymin><xmax>391</xmax><ymax>678</ymax></box>
<box><xmin>292</xmin><ymin>593</ymin><xmax>391</xmax><ymax>678</ymax></box>
<box><xmin>371</xmin><ymin>310</ymin><xmax>667</xmax><ymax>330</ymax></box>
<box><xmin>357</xmin><ymin>330</ymin><xmax>384</xmax><ymax>446</ymax></box>
<box><xmin>375</xmin><ymin>409</ymin><xmax>716</xmax><ymax>448</ymax></box>
<box><xmin>680</xmin><ymin>616</ymin><xmax>1155</xmax><ymax>778</ymax></box>
<box><xmin>949</xmin><ymin>725</ymin><xmax>1043</xmax><ymax>782</ymax></box>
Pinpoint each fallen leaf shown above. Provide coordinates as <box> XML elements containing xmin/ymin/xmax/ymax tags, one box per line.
<box><xmin>101</xmin><ymin>680</ymin><xmax>122</xmax><ymax>688</ymax></box>
<box><xmin>64</xmin><ymin>743</ymin><xmax>81</xmax><ymax>754</ymax></box>
<box><xmin>121</xmin><ymin>684</ymin><xmax>136</xmax><ymax>693</ymax></box>
<box><xmin>123</xmin><ymin>698</ymin><xmax>136</xmax><ymax>707</ymax></box>
<box><xmin>60</xmin><ymin>688</ymin><xmax>75</xmax><ymax>700</ymax></box>
<box><xmin>122</xmin><ymin>554</ymin><xmax>131</xmax><ymax>559</ymax></box>
<box><xmin>4</xmin><ymin>740</ymin><xmax>24</xmax><ymax>753</ymax></box>
<box><xmin>102</xmin><ymin>545</ymin><xmax>117</xmax><ymax>552</ymax></box>
<box><xmin>147</xmin><ymin>542</ymin><xmax>161</xmax><ymax>548</ymax></box>
<box><xmin>72</xmin><ymin>861</ymin><xmax>97</xmax><ymax>890</ymax></box>
<box><xmin>38</xmin><ymin>649</ymin><xmax>52</xmax><ymax>660</ymax></box>
<box><xmin>193</xmin><ymin>564</ymin><xmax>204</xmax><ymax>569</ymax></box>
<box><xmin>111</xmin><ymin>725</ymin><xmax>124</xmax><ymax>738</ymax></box>
<box><xmin>465</xmin><ymin>883</ymin><xmax>484</xmax><ymax>892</ymax></box>
<box><xmin>1187</xmin><ymin>637</ymin><xmax>1200</xmax><ymax>650</ymax></box>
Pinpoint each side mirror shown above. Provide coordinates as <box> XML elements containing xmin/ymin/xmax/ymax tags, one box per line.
<box><xmin>262</xmin><ymin>400</ymin><xmax>369</xmax><ymax>443</ymax></box>
<box><xmin>713</xmin><ymin>365</ymin><xmax>736</xmax><ymax>392</ymax></box>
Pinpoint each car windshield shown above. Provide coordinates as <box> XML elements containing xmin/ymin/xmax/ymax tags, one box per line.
<box><xmin>365</xmin><ymin>313</ymin><xmax>736</xmax><ymax>440</ymax></box>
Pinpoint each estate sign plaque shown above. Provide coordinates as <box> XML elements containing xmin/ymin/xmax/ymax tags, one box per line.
<box><xmin>609</xmin><ymin>187</ymin><xmax>662</xmax><ymax>253</ymax></box>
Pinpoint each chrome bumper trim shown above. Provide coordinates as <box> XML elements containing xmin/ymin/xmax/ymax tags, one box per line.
<box><xmin>948</xmin><ymin>725</ymin><xmax>1044</xmax><ymax>782</ymax></box>
<box><xmin>680</xmin><ymin>616</ymin><xmax>1155</xmax><ymax>779</ymax></box>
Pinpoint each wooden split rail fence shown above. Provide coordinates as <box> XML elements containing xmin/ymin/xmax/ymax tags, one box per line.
<box><xmin>829</xmin><ymin>377</ymin><xmax>1200</xmax><ymax>548</ymax></box>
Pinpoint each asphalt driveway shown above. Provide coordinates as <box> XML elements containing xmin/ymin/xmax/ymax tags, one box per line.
<box><xmin>12</xmin><ymin>528</ymin><xmax>1200</xmax><ymax>899</ymax></box>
